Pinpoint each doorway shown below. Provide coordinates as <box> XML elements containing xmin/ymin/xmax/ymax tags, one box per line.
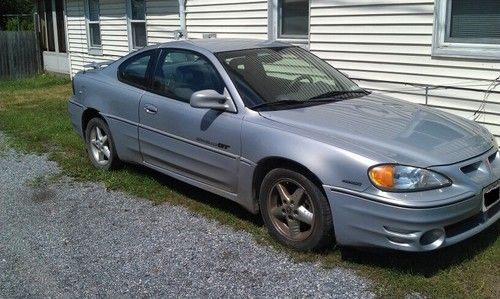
<box><xmin>36</xmin><ymin>0</ymin><xmax>69</xmax><ymax>74</ymax></box>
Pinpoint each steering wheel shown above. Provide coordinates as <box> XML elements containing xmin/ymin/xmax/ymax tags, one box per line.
<box><xmin>284</xmin><ymin>74</ymin><xmax>314</xmax><ymax>93</ymax></box>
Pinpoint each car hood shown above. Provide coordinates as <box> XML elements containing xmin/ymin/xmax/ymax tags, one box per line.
<box><xmin>259</xmin><ymin>93</ymin><xmax>494</xmax><ymax>166</ymax></box>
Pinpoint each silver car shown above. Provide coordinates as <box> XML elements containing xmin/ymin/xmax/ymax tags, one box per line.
<box><xmin>68</xmin><ymin>39</ymin><xmax>500</xmax><ymax>252</ymax></box>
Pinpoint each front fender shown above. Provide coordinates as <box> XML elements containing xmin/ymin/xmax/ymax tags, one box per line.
<box><xmin>241</xmin><ymin>111</ymin><xmax>379</xmax><ymax>193</ymax></box>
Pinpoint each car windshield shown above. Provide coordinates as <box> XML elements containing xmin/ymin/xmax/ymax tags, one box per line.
<box><xmin>216</xmin><ymin>46</ymin><xmax>366</xmax><ymax>109</ymax></box>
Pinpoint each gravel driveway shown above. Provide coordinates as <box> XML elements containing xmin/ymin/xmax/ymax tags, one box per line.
<box><xmin>0</xmin><ymin>134</ymin><xmax>373</xmax><ymax>298</ymax></box>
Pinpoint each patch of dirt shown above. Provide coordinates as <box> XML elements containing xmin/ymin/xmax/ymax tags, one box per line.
<box><xmin>31</xmin><ymin>187</ymin><xmax>56</xmax><ymax>202</ymax></box>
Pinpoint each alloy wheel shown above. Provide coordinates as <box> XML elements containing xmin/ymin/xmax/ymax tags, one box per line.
<box><xmin>89</xmin><ymin>125</ymin><xmax>111</xmax><ymax>165</ymax></box>
<box><xmin>267</xmin><ymin>179</ymin><xmax>315</xmax><ymax>241</ymax></box>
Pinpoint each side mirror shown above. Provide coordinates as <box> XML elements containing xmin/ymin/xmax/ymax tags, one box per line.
<box><xmin>190</xmin><ymin>89</ymin><xmax>231</xmax><ymax>111</ymax></box>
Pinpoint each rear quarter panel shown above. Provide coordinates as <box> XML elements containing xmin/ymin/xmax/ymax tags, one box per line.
<box><xmin>72</xmin><ymin>70</ymin><xmax>144</xmax><ymax>163</ymax></box>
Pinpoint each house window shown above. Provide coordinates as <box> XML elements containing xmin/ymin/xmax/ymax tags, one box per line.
<box><xmin>432</xmin><ymin>0</ymin><xmax>500</xmax><ymax>60</ymax></box>
<box><xmin>128</xmin><ymin>0</ymin><xmax>147</xmax><ymax>49</ymax></box>
<box><xmin>86</xmin><ymin>0</ymin><xmax>101</xmax><ymax>51</ymax></box>
<box><xmin>446</xmin><ymin>0</ymin><xmax>500</xmax><ymax>44</ymax></box>
<box><xmin>278</xmin><ymin>0</ymin><xmax>309</xmax><ymax>39</ymax></box>
<box><xmin>269</xmin><ymin>0</ymin><xmax>309</xmax><ymax>42</ymax></box>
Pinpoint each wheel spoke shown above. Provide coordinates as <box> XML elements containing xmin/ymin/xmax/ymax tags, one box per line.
<box><xmin>295</xmin><ymin>206</ymin><xmax>313</xmax><ymax>225</ymax></box>
<box><xmin>287</xmin><ymin>218</ymin><xmax>301</xmax><ymax>238</ymax></box>
<box><xmin>276</xmin><ymin>183</ymin><xmax>291</xmax><ymax>204</ymax></box>
<box><xmin>96</xmin><ymin>127</ymin><xmax>103</xmax><ymax>140</ymax></box>
<box><xmin>102</xmin><ymin>146</ymin><xmax>111</xmax><ymax>159</ymax></box>
<box><xmin>271</xmin><ymin>206</ymin><xmax>283</xmax><ymax>217</ymax></box>
<box><xmin>100</xmin><ymin>135</ymin><xmax>108</xmax><ymax>144</ymax></box>
<box><xmin>97</xmin><ymin>150</ymin><xmax>104</xmax><ymax>161</ymax></box>
<box><xmin>90</xmin><ymin>139</ymin><xmax>98</xmax><ymax>147</ymax></box>
<box><xmin>290</xmin><ymin>187</ymin><xmax>304</xmax><ymax>204</ymax></box>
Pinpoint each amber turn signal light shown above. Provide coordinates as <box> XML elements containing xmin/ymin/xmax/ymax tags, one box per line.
<box><xmin>369</xmin><ymin>165</ymin><xmax>395</xmax><ymax>188</ymax></box>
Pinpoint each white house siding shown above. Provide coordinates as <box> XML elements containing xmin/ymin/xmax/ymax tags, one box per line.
<box><xmin>185</xmin><ymin>0</ymin><xmax>268</xmax><ymax>39</ymax></box>
<box><xmin>66</xmin><ymin>0</ymin><xmax>180</xmax><ymax>75</ymax></box>
<box><xmin>146</xmin><ymin>0</ymin><xmax>179</xmax><ymax>44</ymax></box>
<box><xmin>66</xmin><ymin>0</ymin><xmax>127</xmax><ymax>75</ymax></box>
<box><xmin>309</xmin><ymin>0</ymin><xmax>500</xmax><ymax>139</ymax></box>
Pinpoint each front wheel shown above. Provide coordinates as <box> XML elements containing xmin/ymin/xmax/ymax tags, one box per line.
<box><xmin>259</xmin><ymin>168</ymin><xmax>335</xmax><ymax>251</ymax></box>
<box><xmin>85</xmin><ymin>117</ymin><xmax>121</xmax><ymax>170</ymax></box>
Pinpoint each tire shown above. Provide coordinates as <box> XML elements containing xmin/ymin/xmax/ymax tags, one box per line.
<box><xmin>85</xmin><ymin>117</ymin><xmax>121</xmax><ymax>170</ymax></box>
<box><xmin>259</xmin><ymin>168</ymin><xmax>335</xmax><ymax>251</ymax></box>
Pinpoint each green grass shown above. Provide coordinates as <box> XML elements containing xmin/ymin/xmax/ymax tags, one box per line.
<box><xmin>0</xmin><ymin>74</ymin><xmax>498</xmax><ymax>298</ymax></box>
<box><xmin>25</xmin><ymin>172</ymin><xmax>64</xmax><ymax>188</ymax></box>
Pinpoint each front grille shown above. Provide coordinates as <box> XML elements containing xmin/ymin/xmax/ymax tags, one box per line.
<box><xmin>484</xmin><ymin>186</ymin><xmax>500</xmax><ymax>209</ymax></box>
<box><xmin>445</xmin><ymin>214</ymin><xmax>483</xmax><ymax>238</ymax></box>
<box><xmin>460</xmin><ymin>161</ymin><xmax>481</xmax><ymax>174</ymax></box>
<box><xmin>445</xmin><ymin>200</ymin><xmax>500</xmax><ymax>238</ymax></box>
<box><xmin>459</xmin><ymin>150</ymin><xmax>498</xmax><ymax>176</ymax></box>
<box><xmin>488</xmin><ymin>152</ymin><xmax>497</xmax><ymax>164</ymax></box>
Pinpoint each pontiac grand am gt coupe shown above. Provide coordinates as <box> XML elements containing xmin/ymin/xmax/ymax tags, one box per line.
<box><xmin>68</xmin><ymin>39</ymin><xmax>500</xmax><ymax>251</ymax></box>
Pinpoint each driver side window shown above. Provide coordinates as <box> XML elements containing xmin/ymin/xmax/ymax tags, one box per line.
<box><xmin>152</xmin><ymin>49</ymin><xmax>225</xmax><ymax>103</ymax></box>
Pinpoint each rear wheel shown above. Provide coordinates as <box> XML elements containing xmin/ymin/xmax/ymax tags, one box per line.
<box><xmin>259</xmin><ymin>168</ymin><xmax>335</xmax><ymax>251</ymax></box>
<box><xmin>85</xmin><ymin>117</ymin><xmax>121</xmax><ymax>170</ymax></box>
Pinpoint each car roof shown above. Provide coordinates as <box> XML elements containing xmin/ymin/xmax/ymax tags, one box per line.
<box><xmin>155</xmin><ymin>38</ymin><xmax>292</xmax><ymax>53</ymax></box>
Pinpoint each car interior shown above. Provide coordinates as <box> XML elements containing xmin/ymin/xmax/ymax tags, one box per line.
<box><xmin>153</xmin><ymin>52</ymin><xmax>225</xmax><ymax>102</ymax></box>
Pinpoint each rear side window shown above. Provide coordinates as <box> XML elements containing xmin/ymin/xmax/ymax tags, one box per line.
<box><xmin>152</xmin><ymin>49</ymin><xmax>225</xmax><ymax>103</ymax></box>
<box><xmin>118</xmin><ymin>50</ymin><xmax>155</xmax><ymax>88</ymax></box>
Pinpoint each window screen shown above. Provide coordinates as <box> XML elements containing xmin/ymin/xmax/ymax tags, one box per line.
<box><xmin>87</xmin><ymin>0</ymin><xmax>101</xmax><ymax>47</ymax></box>
<box><xmin>447</xmin><ymin>0</ymin><xmax>500</xmax><ymax>44</ymax></box>
<box><xmin>279</xmin><ymin>0</ymin><xmax>309</xmax><ymax>38</ymax></box>
<box><xmin>129</xmin><ymin>0</ymin><xmax>147</xmax><ymax>48</ymax></box>
<box><xmin>44</xmin><ymin>0</ymin><xmax>55</xmax><ymax>51</ymax></box>
<box><xmin>131</xmin><ymin>0</ymin><xmax>146</xmax><ymax>20</ymax></box>
<box><xmin>89</xmin><ymin>23</ymin><xmax>101</xmax><ymax>47</ymax></box>
<box><xmin>88</xmin><ymin>0</ymin><xmax>100</xmax><ymax>22</ymax></box>
<box><xmin>132</xmin><ymin>23</ymin><xmax>147</xmax><ymax>48</ymax></box>
<box><xmin>55</xmin><ymin>0</ymin><xmax>67</xmax><ymax>53</ymax></box>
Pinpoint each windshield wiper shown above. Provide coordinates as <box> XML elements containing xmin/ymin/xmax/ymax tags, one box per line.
<box><xmin>308</xmin><ymin>89</ymin><xmax>368</xmax><ymax>100</ymax></box>
<box><xmin>250</xmin><ymin>90</ymin><xmax>370</xmax><ymax>110</ymax></box>
<box><xmin>250</xmin><ymin>100</ymin><xmax>309</xmax><ymax>110</ymax></box>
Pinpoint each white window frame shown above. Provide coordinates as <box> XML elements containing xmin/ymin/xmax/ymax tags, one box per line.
<box><xmin>268</xmin><ymin>0</ymin><xmax>310</xmax><ymax>46</ymax></box>
<box><xmin>127</xmin><ymin>0</ymin><xmax>148</xmax><ymax>51</ymax></box>
<box><xmin>85</xmin><ymin>0</ymin><xmax>102</xmax><ymax>55</ymax></box>
<box><xmin>432</xmin><ymin>0</ymin><xmax>500</xmax><ymax>60</ymax></box>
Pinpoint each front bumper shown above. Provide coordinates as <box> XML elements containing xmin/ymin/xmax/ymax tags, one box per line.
<box><xmin>323</xmin><ymin>184</ymin><xmax>500</xmax><ymax>252</ymax></box>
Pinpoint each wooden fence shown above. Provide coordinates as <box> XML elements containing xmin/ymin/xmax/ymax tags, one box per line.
<box><xmin>0</xmin><ymin>31</ymin><xmax>42</xmax><ymax>80</ymax></box>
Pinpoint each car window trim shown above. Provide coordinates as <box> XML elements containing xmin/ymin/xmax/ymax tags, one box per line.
<box><xmin>117</xmin><ymin>49</ymin><xmax>160</xmax><ymax>90</ymax></box>
<box><xmin>149</xmin><ymin>48</ymin><xmax>238</xmax><ymax>113</ymax></box>
<box><xmin>145</xmin><ymin>49</ymin><xmax>160</xmax><ymax>90</ymax></box>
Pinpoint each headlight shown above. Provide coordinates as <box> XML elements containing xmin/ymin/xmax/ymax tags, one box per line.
<box><xmin>368</xmin><ymin>164</ymin><xmax>451</xmax><ymax>192</ymax></box>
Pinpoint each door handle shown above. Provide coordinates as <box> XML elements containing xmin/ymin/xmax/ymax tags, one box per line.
<box><xmin>144</xmin><ymin>104</ymin><xmax>158</xmax><ymax>115</ymax></box>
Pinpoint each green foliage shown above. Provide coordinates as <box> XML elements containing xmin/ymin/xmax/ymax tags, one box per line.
<box><xmin>0</xmin><ymin>74</ymin><xmax>499</xmax><ymax>299</ymax></box>
<box><xmin>0</xmin><ymin>0</ymin><xmax>33</xmax><ymax>15</ymax></box>
<box><xmin>4</xmin><ymin>17</ymin><xmax>34</xmax><ymax>31</ymax></box>
<box><xmin>0</xmin><ymin>0</ymin><xmax>34</xmax><ymax>30</ymax></box>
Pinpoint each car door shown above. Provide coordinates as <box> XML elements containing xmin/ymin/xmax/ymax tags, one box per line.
<box><xmin>138</xmin><ymin>48</ymin><xmax>242</xmax><ymax>194</ymax></box>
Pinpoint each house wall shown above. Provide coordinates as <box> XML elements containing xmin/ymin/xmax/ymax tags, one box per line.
<box><xmin>309</xmin><ymin>0</ymin><xmax>500</xmax><ymax>138</ymax></box>
<box><xmin>66</xmin><ymin>0</ymin><xmax>124</xmax><ymax>75</ymax></box>
<box><xmin>146</xmin><ymin>0</ymin><xmax>179</xmax><ymax>44</ymax></box>
<box><xmin>65</xmin><ymin>0</ymin><xmax>179</xmax><ymax>75</ymax></box>
<box><xmin>185</xmin><ymin>0</ymin><xmax>268</xmax><ymax>39</ymax></box>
